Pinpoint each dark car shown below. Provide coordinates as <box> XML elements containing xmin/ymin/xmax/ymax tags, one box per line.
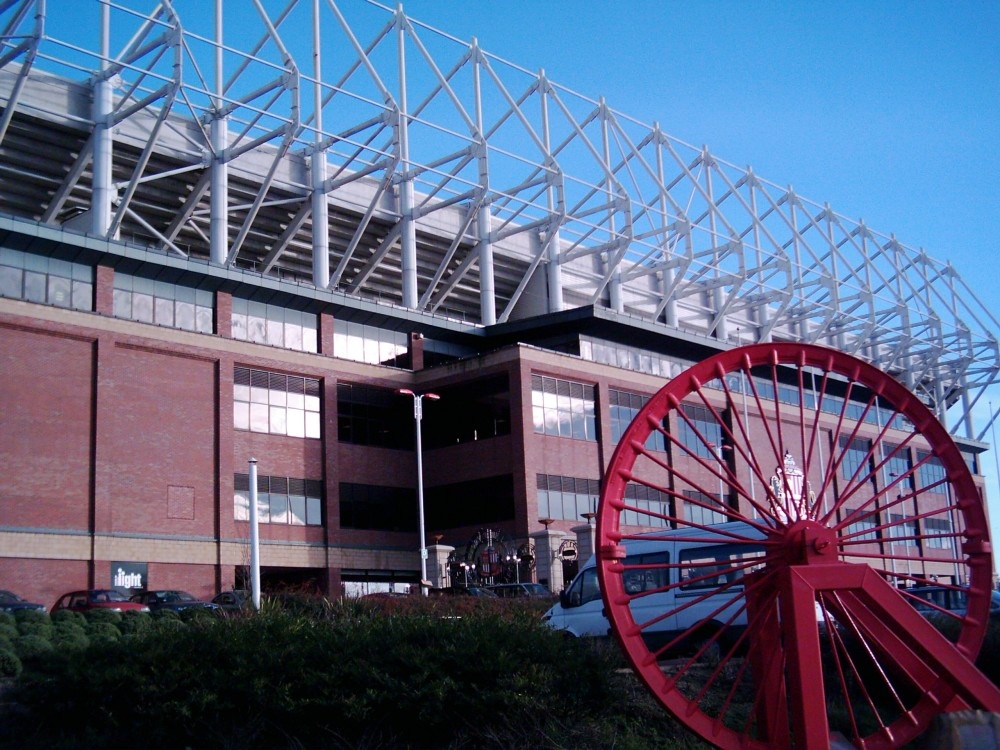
<box><xmin>0</xmin><ymin>590</ymin><xmax>47</xmax><ymax>614</ymax></box>
<box><xmin>52</xmin><ymin>589</ymin><xmax>151</xmax><ymax>614</ymax></box>
<box><xmin>487</xmin><ymin>583</ymin><xmax>553</xmax><ymax>599</ymax></box>
<box><xmin>129</xmin><ymin>590</ymin><xmax>220</xmax><ymax>614</ymax></box>
<box><xmin>212</xmin><ymin>589</ymin><xmax>260</xmax><ymax>614</ymax></box>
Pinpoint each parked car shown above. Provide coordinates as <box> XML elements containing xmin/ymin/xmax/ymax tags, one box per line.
<box><xmin>0</xmin><ymin>590</ymin><xmax>47</xmax><ymax>614</ymax></box>
<box><xmin>211</xmin><ymin>589</ymin><xmax>251</xmax><ymax>614</ymax></box>
<box><xmin>52</xmin><ymin>589</ymin><xmax>151</xmax><ymax>614</ymax></box>
<box><xmin>129</xmin><ymin>590</ymin><xmax>220</xmax><ymax>614</ymax></box>
<box><xmin>487</xmin><ymin>583</ymin><xmax>553</xmax><ymax>599</ymax></box>
<box><xmin>904</xmin><ymin>585</ymin><xmax>1000</xmax><ymax>621</ymax></box>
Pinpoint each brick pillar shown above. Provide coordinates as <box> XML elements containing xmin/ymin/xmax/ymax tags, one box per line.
<box><xmin>216</xmin><ymin>291</ymin><xmax>232</xmax><ymax>337</ymax></box>
<box><xmin>319</xmin><ymin>311</ymin><xmax>335</xmax><ymax>356</ymax></box>
<box><xmin>572</xmin><ymin>522</ymin><xmax>596</xmax><ymax>565</ymax></box>
<box><xmin>409</xmin><ymin>332</ymin><xmax>424</xmax><ymax>371</ymax></box>
<box><xmin>94</xmin><ymin>263</ymin><xmax>114</xmax><ymax>315</ymax></box>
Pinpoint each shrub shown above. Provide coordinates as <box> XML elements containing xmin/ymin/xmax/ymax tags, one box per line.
<box><xmin>0</xmin><ymin>623</ymin><xmax>18</xmax><ymax>642</ymax></box>
<box><xmin>84</xmin><ymin>609</ymin><xmax>122</xmax><ymax>625</ymax></box>
<box><xmin>51</xmin><ymin>630</ymin><xmax>89</xmax><ymax>651</ymax></box>
<box><xmin>0</xmin><ymin>612</ymin><xmax>14</xmax><ymax>629</ymax></box>
<box><xmin>11</xmin><ymin>634</ymin><xmax>54</xmax><ymax>661</ymax></box>
<box><xmin>84</xmin><ymin>622</ymin><xmax>121</xmax><ymax>644</ymax></box>
<box><xmin>16</xmin><ymin>620</ymin><xmax>53</xmax><ymax>640</ymax></box>
<box><xmin>117</xmin><ymin>611</ymin><xmax>152</xmax><ymax>635</ymax></box>
<box><xmin>179</xmin><ymin>607</ymin><xmax>217</xmax><ymax>624</ymax></box>
<box><xmin>0</xmin><ymin>648</ymin><xmax>22</xmax><ymax>679</ymax></box>
<box><xmin>152</xmin><ymin>609</ymin><xmax>181</xmax><ymax>621</ymax></box>
<box><xmin>12</xmin><ymin>609</ymin><xmax>48</xmax><ymax>626</ymax></box>
<box><xmin>51</xmin><ymin>609</ymin><xmax>86</xmax><ymax>627</ymax></box>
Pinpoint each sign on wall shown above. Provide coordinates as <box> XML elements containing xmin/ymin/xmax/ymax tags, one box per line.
<box><xmin>111</xmin><ymin>561</ymin><xmax>147</xmax><ymax>593</ymax></box>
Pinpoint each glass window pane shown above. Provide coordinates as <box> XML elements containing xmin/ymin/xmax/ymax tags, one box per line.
<box><xmin>290</xmin><ymin>495</ymin><xmax>307</xmax><ymax>525</ymax></box>
<box><xmin>248</xmin><ymin>315</ymin><xmax>266</xmax><ymax>343</ymax></box>
<box><xmin>286</xmin><ymin>409</ymin><xmax>305</xmax><ymax>438</ymax></box>
<box><xmin>113</xmin><ymin>289</ymin><xmax>131</xmax><ymax>318</ymax></box>
<box><xmin>0</xmin><ymin>266</ymin><xmax>22</xmax><ymax>298</ymax></box>
<box><xmin>269</xmin><ymin>388</ymin><xmax>286</xmax><ymax>407</ymax></box>
<box><xmin>24</xmin><ymin>271</ymin><xmax>45</xmax><ymax>303</ymax></box>
<box><xmin>285</xmin><ymin>323</ymin><xmax>303</xmax><ymax>351</ymax></box>
<box><xmin>72</xmin><ymin>280</ymin><xmax>92</xmax><ymax>311</ymax></box>
<box><xmin>270</xmin><ymin>494</ymin><xmax>289</xmax><ymax>524</ymax></box>
<box><xmin>266</xmin><ymin>319</ymin><xmax>284</xmax><ymax>347</ymax></box>
<box><xmin>302</xmin><ymin>323</ymin><xmax>317</xmax><ymax>353</ymax></box>
<box><xmin>234</xmin><ymin>402</ymin><xmax>250</xmax><ymax>431</ymax></box>
<box><xmin>257</xmin><ymin>494</ymin><xmax>270</xmax><ymax>523</ymax></box>
<box><xmin>234</xmin><ymin>492</ymin><xmax>249</xmax><ymax>521</ymax></box>
<box><xmin>306</xmin><ymin>496</ymin><xmax>321</xmax><ymax>525</ymax></box>
<box><xmin>196</xmin><ymin>306</ymin><xmax>214</xmax><ymax>334</ymax></box>
<box><xmin>48</xmin><ymin>275</ymin><xmax>71</xmax><ymax>307</ymax></box>
<box><xmin>305</xmin><ymin>411</ymin><xmax>321</xmax><ymax>439</ymax></box>
<box><xmin>269</xmin><ymin>406</ymin><xmax>287</xmax><ymax>435</ymax></box>
<box><xmin>175</xmin><ymin>301</ymin><xmax>195</xmax><ymax>331</ymax></box>
<box><xmin>249</xmin><ymin>403</ymin><xmax>269</xmax><ymax>432</ymax></box>
<box><xmin>133</xmin><ymin>293</ymin><xmax>153</xmax><ymax>323</ymax></box>
<box><xmin>154</xmin><ymin>297</ymin><xmax>174</xmax><ymax>327</ymax></box>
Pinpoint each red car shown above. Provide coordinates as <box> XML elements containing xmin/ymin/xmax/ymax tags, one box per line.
<box><xmin>52</xmin><ymin>589</ymin><xmax>151</xmax><ymax>614</ymax></box>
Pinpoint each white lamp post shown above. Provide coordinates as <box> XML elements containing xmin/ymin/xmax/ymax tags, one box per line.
<box><xmin>399</xmin><ymin>388</ymin><xmax>440</xmax><ymax>596</ymax></box>
<box><xmin>248</xmin><ymin>457</ymin><xmax>261</xmax><ymax>610</ymax></box>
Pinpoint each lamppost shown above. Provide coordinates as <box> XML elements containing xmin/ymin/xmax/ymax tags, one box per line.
<box><xmin>399</xmin><ymin>388</ymin><xmax>440</xmax><ymax>596</ymax></box>
<box><xmin>506</xmin><ymin>554</ymin><xmax>521</xmax><ymax>583</ymax></box>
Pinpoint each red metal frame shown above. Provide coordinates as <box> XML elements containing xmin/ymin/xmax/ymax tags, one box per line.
<box><xmin>596</xmin><ymin>343</ymin><xmax>1000</xmax><ymax>750</ymax></box>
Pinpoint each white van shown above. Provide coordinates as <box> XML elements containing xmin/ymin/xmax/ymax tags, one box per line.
<box><xmin>542</xmin><ymin>521</ymin><xmax>766</xmax><ymax>655</ymax></box>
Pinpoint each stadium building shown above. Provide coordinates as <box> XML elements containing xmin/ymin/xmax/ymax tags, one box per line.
<box><xmin>1</xmin><ymin>1</ymin><xmax>997</xmax><ymax>605</ymax></box>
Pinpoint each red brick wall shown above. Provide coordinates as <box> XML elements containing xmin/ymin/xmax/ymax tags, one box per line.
<box><xmin>101</xmin><ymin>343</ymin><xmax>217</xmax><ymax>537</ymax></box>
<box><xmin>0</xmin><ymin>557</ymin><xmax>89</xmax><ymax>612</ymax></box>
<box><xmin>0</xmin><ymin>325</ymin><xmax>95</xmax><ymax>530</ymax></box>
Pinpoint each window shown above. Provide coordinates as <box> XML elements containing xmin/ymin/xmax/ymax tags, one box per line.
<box><xmin>610</xmin><ymin>389</ymin><xmax>665</xmax><ymax>450</ymax></box>
<box><xmin>887</xmin><ymin>512</ymin><xmax>918</xmax><ymax>547</ymax></box>
<box><xmin>839</xmin><ymin>436</ymin><xmax>871</xmax><ymax>481</ymax></box>
<box><xmin>537</xmin><ymin>475</ymin><xmax>599</xmax><ymax>522</ymax></box>
<box><xmin>234</xmin><ymin>473</ymin><xmax>322</xmax><ymax>526</ymax></box>
<box><xmin>677</xmin><ymin>403</ymin><xmax>722</xmax><ymax>459</ymax></box>
<box><xmin>844</xmin><ymin>508</ymin><xmax>877</xmax><ymax>541</ymax></box>
<box><xmin>580</xmin><ymin>336</ymin><xmax>681</xmax><ymax>379</ymax></box>
<box><xmin>231</xmin><ymin>298</ymin><xmax>317</xmax><ymax>353</ymax></box>
<box><xmin>337</xmin><ymin>382</ymin><xmax>411</xmax><ymax>449</ymax></box>
<box><xmin>917</xmin><ymin>453</ymin><xmax>947</xmax><ymax>491</ymax></box>
<box><xmin>924</xmin><ymin>517</ymin><xmax>953</xmax><ymax>549</ymax></box>
<box><xmin>334</xmin><ymin>320</ymin><xmax>408</xmax><ymax>367</ymax></box>
<box><xmin>882</xmin><ymin>443</ymin><xmax>913</xmax><ymax>489</ymax></box>
<box><xmin>622</xmin><ymin>552</ymin><xmax>670</xmax><ymax>594</ymax></box>
<box><xmin>679</xmin><ymin>543</ymin><xmax>764</xmax><ymax>591</ymax></box>
<box><xmin>623</xmin><ymin>483</ymin><xmax>672</xmax><ymax>528</ymax></box>
<box><xmin>339</xmin><ymin>483</ymin><xmax>416</xmax><ymax>532</ymax></box>
<box><xmin>113</xmin><ymin>273</ymin><xmax>213</xmax><ymax>333</ymax></box>
<box><xmin>234</xmin><ymin>367</ymin><xmax>321</xmax><ymax>438</ymax></box>
<box><xmin>0</xmin><ymin>248</ymin><xmax>92</xmax><ymax>311</ymax></box>
<box><xmin>531</xmin><ymin>375</ymin><xmax>597</xmax><ymax>441</ymax></box>
<box><xmin>683</xmin><ymin>490</ymin><xmax>727</xmax><ymax>527</ymax></box>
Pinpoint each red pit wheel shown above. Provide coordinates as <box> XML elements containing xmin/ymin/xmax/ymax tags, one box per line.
<box><xmin>597</xmin><ymin>343</ymin><xmax>1000</xmax><ymax>749</ymax></box>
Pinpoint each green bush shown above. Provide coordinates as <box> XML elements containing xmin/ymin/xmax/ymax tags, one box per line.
<box><xmin>13</xmin><ymin>609</ymin><xmax>49</xmax><ymax>625</ymax></box>
<box><xmin>0</xmin><ymin>612</ymin><xmax>14</xmax><ymax>629</ymax></box>
<box><xmin>117</xmin><ymin>611</ymin><xmax>152</xmax><ymax>635</ymax></box>
<box><xmin>51</xmin><ymin>609</ymin><xmax>86</xmax><ymax>627</ymax></box>
<box><xmin>0</xmin><ymin>623</ymin><xmax>18</xmax><ymax>642</ymax></box>
<box><xmin>51</xmin><ymin>630</ymin><xmax>89</xmax><ymax>651</ymax></box>
<box><xmin>16</xmin><ymin>620</ymin><xmax>53</xmax><ymax>640</ymax></box>
<box><xmin>84</xmin><ymin>609</ymin><xmax>122</xmax><ymax>625</ymax></box>
<box><xmin>84</xmin><ymin>622</ymin><xmax>121</xmax><ymax>644</ymax></box>
<box><xmin>152</xmin><ymin>608</ymin><xmax>181</xmax><ymax>621</ymax></box>
<box><xmin>0</xmin><ymin>648</ymin><xmax>22</xmax><ymax>679</ymax></box>
<box><xmin>11</xmin><ymin>634</ymin><xmax>54</xmax><ymax>661</ymax></box>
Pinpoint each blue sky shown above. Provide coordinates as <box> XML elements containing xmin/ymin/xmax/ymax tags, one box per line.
<box><xmin>393</xmin><ymin>0</ymin><xmax>1000</xmax><ymax>550</ymax></box>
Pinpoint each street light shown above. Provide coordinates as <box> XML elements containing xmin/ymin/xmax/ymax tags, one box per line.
<box><xmin>399</xmin><ymin>388</ymin><xmax>440</xmax><ymax>596</ymax></box>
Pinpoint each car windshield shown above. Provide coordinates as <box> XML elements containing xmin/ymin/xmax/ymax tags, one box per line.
<box><xmin>99</xmin><ymin>590</ymin><xmax>129</xmax><ymax>602</ymax></box>
<box><xmin>0</xmin><ymin>591</ymin><xmax>21</xmax><ymax>603</ymax></box>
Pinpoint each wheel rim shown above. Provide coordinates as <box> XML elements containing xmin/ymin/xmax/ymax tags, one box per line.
<box><xmin>596</xmin><ymin>343</ymin><xmax>996</xmax><ymax>749</ymax></box>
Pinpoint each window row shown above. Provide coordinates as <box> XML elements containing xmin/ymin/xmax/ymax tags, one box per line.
<box><xmin>537</xmin><ymin>474</ymin><xmax>600</xmax><ymax>522</ymax></box>
<box><xmin>234</xmin><ymin>473</ymin><xmax>323</xmax><ymax>526</ymax></box>
<box><xmin>113</xmin><ymin>273</ymin><xmax>214</xmax><ymax>333</ymax></box>
<box><xmin>0</xmin><ymin>248</ymin><xmax>92</xmax><ymax>311</ymax></box>
<box><xmin>531</xmin><ymin>375</ymin><xmax>597</xmax><ymax>441</ymax></box>
<box><xmin>233</xmin><ymin>366</ymin><xmax>321</xmax><ymax>438</ymax></box>
<box><xmin>232</xmin><ymin>298</ymin><xmax>317</xmax><ymax>353</ymax></box>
